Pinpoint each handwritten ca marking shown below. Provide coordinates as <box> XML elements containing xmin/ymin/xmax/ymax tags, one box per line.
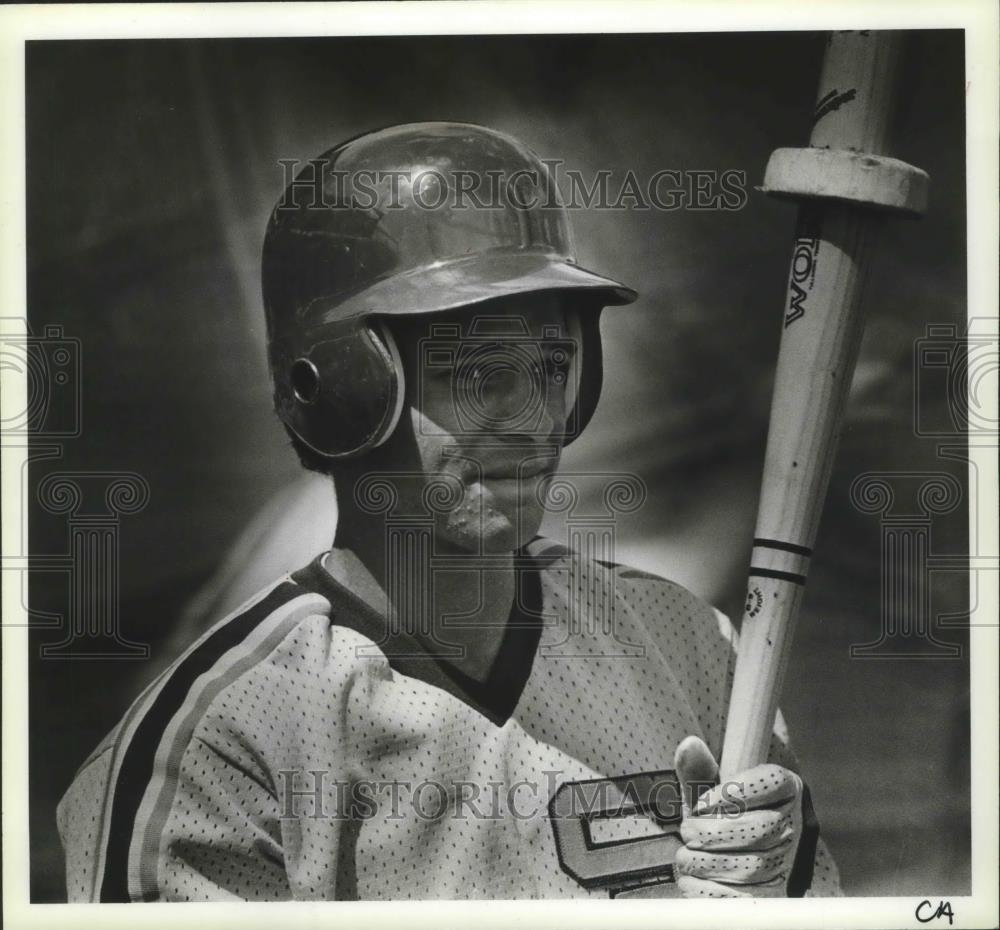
<box><xmin>915</xmin><ymin>899</ymin><xmax>954</xmax><ymax>925</ymax></box>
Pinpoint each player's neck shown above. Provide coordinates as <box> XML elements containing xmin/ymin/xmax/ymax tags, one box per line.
<box><xmin>330</xmin><ymin>524</ymin><xmax>515</xmax><ymax>683</ymax></box>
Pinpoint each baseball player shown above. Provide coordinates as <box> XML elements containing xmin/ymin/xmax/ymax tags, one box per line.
<box><xmin>58</xmin><ymin>123</ymin><xmax>842</xmax><ymax>901</ymax></box>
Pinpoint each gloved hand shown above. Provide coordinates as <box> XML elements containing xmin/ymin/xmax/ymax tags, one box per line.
<box><xmin>672</xmin><ymin>735</ymin><xmax>806</xmax><ymax>898</ymax></box>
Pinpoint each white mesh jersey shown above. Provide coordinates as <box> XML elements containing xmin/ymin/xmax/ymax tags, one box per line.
<box><xmin>58</xmin><ymin>538</ymin><xmax>842</xmax><ymax>902</ymax></box>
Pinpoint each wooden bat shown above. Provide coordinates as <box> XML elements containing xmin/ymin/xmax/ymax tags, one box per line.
<box><xmin>719</xmin><ymin>31</ymin><xmax>929</xmax><ymax>780</ymax></box>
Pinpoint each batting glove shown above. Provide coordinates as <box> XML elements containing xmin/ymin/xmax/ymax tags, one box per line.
<box><xmin>672</xmin><ymin>734</ymin><xmax>816</xmax><ymax>898</ymax></box>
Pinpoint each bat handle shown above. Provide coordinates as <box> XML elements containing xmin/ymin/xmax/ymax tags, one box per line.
<box><xmin>720</xmin><ymin>201</ymin><xmax>881</xmax><ymax>781</ymax></box>
<box><xmin>719</xmin><ymin>31</ymin><xmax>928</xmax><ymax>782</ymax></box>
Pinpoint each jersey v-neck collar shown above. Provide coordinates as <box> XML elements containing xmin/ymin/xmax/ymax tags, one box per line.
<box><xmin>291</xmin><ymin>549</ymin><xmax>545</xmax><ymax>727</ymax></box>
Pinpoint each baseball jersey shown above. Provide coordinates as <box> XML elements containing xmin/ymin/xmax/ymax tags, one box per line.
<box><xmin>57</xmin><ymin>537</ymin><xmax>842</xmax><ymax>901</ymax></box>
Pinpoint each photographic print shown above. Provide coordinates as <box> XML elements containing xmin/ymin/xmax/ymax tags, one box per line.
<box><xmin>1</xmin><ymin>3</ymin><xmax>996</xmax><ymax>928</ymax></box>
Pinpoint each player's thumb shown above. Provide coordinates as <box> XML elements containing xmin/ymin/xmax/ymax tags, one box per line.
<box><xmin>674</xmin><ymin>735</ymin><xmax>719</xmax><ymax>816</ymax></box>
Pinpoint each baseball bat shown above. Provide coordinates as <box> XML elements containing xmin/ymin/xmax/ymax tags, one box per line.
<box><xmin>719</xmin><ymin>31</ymin><xmax>929</xmax><ymax>780</ymax></box>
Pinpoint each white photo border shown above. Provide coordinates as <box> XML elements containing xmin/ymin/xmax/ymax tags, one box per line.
<box><xmin>2</xmin><ymin>2</ymin><xmax>997</xmax><ymax>928</ymax></box>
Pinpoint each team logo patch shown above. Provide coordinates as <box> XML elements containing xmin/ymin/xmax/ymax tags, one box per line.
<box><xmin>548</xmin><ymin>770</ymin><xmax>695</xmax><ymax>898</ymax></box>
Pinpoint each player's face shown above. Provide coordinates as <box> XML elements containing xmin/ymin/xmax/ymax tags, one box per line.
<box><xmin>394</xmin><ymin>293</ymin><xmax>577</xmax><ymax>553</ymax></box>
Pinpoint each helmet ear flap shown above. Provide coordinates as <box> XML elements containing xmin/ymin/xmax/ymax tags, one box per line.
<box><xmin>277</xmin><ymin>318</ymin><xmax>404</xmax><ymax>461</ymax></box>
<box><xmin>368</xmin><ymin>320</ymin><xmax>406</xmax><ymax>450</ymax></box>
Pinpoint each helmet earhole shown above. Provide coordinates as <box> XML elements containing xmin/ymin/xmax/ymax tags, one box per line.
<box><xmin>290</xmin><ymin>358</ymin><xmax>321</xmax><ymax>404</ymax></box>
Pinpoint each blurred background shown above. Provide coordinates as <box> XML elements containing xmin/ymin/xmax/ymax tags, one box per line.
<box><xmin>25</xmin><ymin>31</ymin><xmax>969</xmax><ymax>900</ymax></box>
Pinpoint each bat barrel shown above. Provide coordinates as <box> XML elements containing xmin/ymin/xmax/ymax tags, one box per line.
<box><xmin>811</xmin><ymin>30</ymin><xmax>904</xmax><ymax>155</ymax></box>
<box><xmin>719</xmin><ymin>31</ymin><xmax>928</xmax><ymax>781</ymax></box>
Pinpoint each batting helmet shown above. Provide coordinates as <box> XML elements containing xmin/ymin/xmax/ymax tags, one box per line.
<box><xmin>262</xmin><ymin>121</ymin><xmax>638</xmax><ymax>460</ymax></box>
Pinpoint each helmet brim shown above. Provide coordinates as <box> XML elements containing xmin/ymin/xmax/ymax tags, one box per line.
<box><xmin>322</xmin><ymin>251</ymin><xmax>638</xmax><ymax>323</ymax></box>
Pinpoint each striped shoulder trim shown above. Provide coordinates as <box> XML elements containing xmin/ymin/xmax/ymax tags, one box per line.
<box><xmin>94</xmin><ymin>578</ymin><xmax>328</xmax><ymax>902</ymax></box>
<box><xmin>71</xmin><ymin>658</ymin><xmax>180</xmax><ymax>781</ymax></box>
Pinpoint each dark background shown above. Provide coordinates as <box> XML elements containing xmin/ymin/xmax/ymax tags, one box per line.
<box><xmin>26</xmin><ymin>32</ymin><xmax>969</xmax><ymax>900</ymax></box>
